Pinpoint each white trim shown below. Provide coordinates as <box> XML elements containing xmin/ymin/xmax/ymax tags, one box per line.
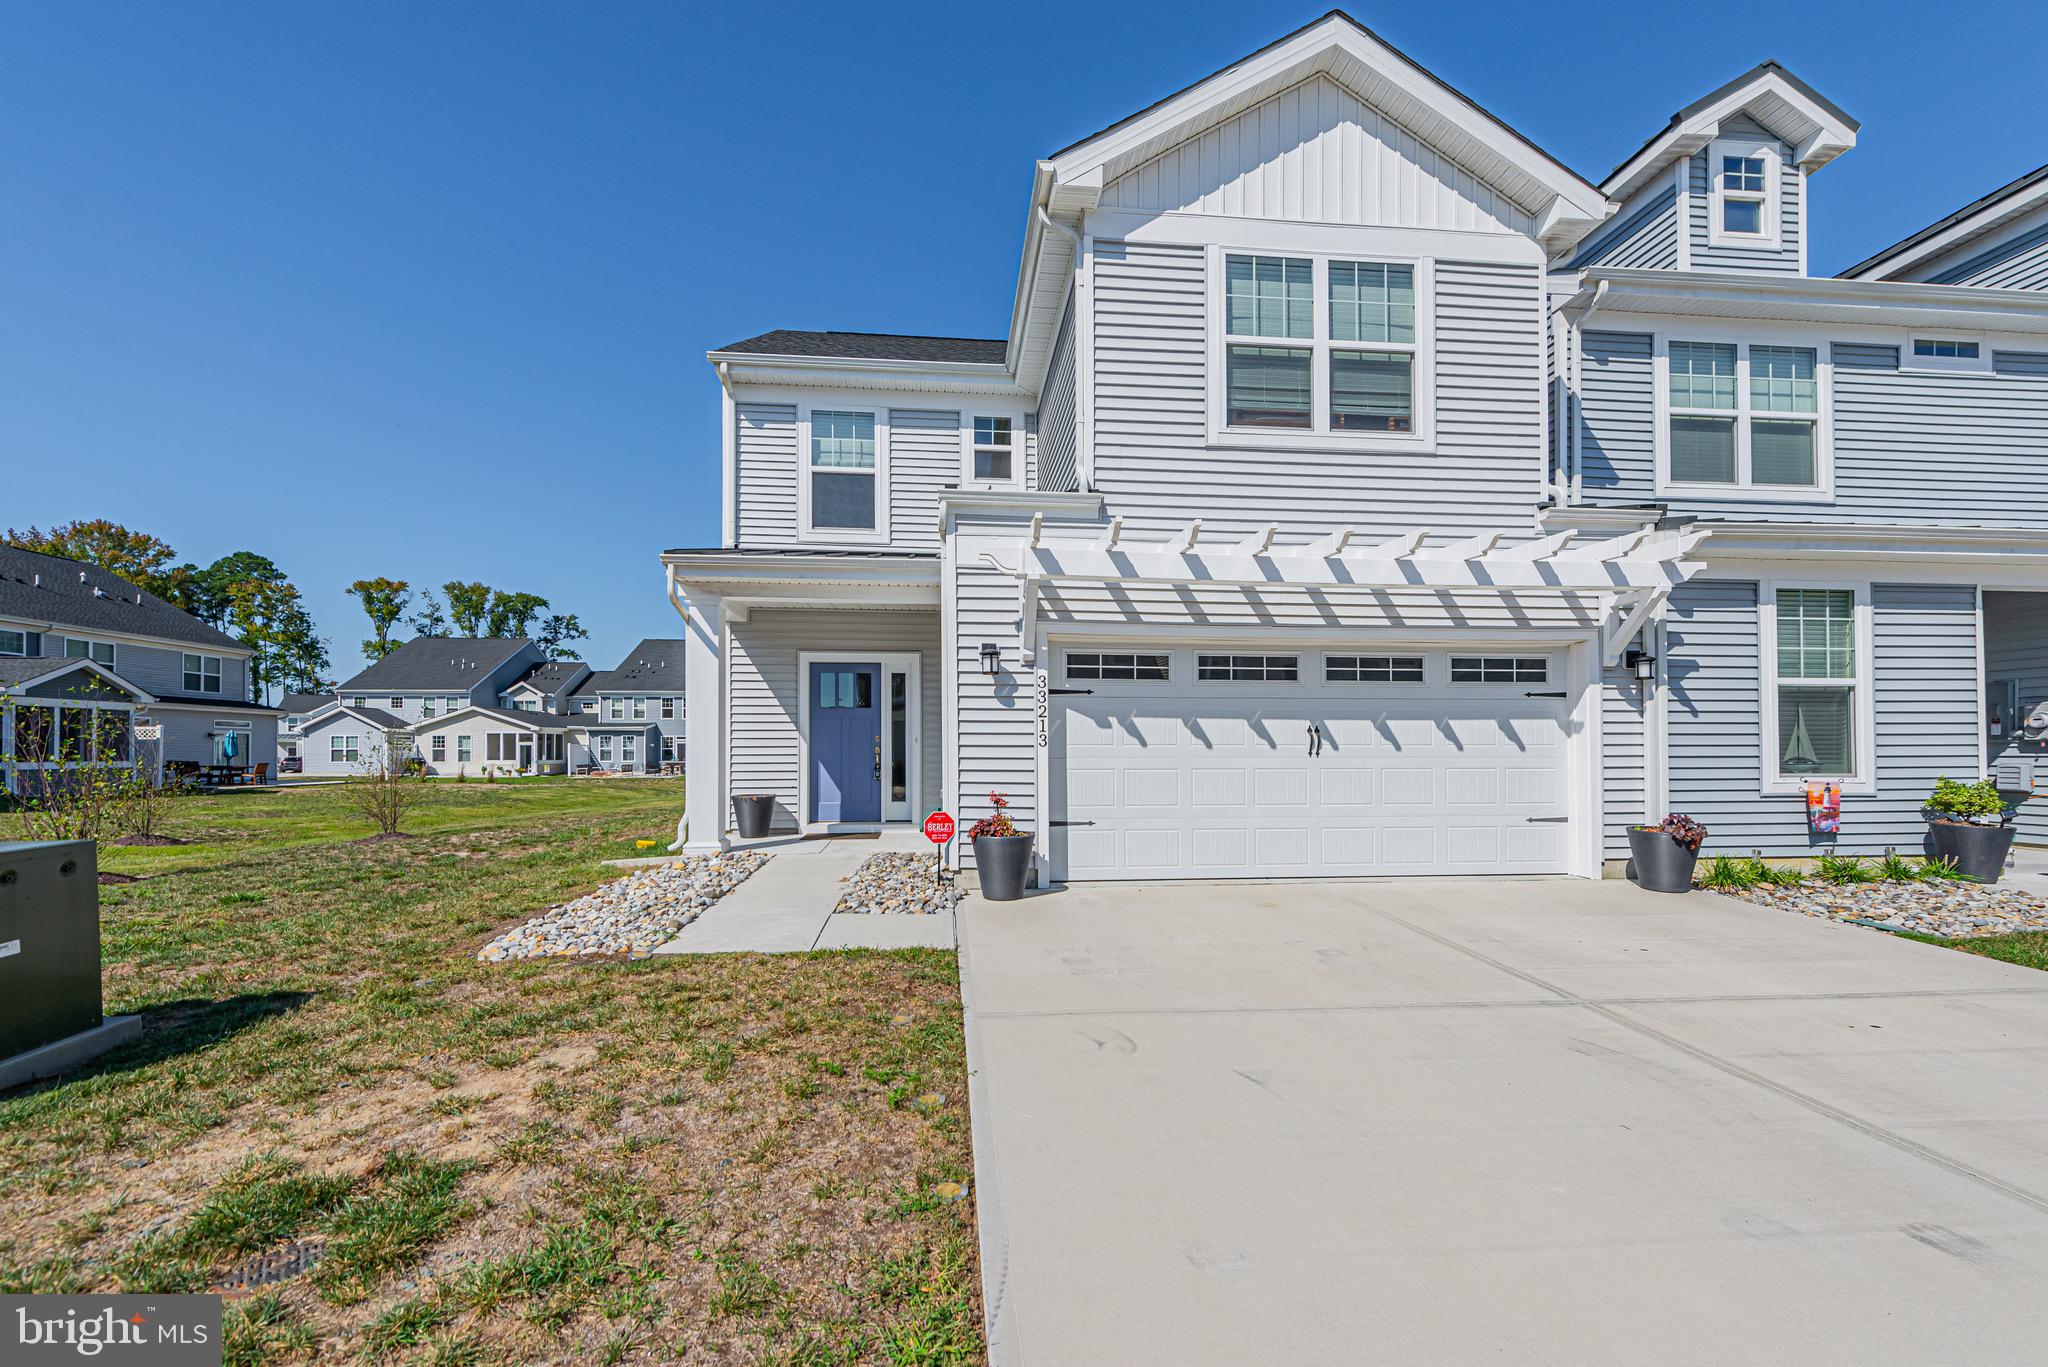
<box><xmin>796</xmin><ymin>651</ymin><xmax>922</xmax><ymax>829</ymax></box>
<box><xmin>1756</xmin><ymin>579</ymin><xmax>1877</xmax><ymax>797</ymax></box>
<box><xmin>1075</xmin><ymin>233</ymin><xmax>1097</xmax><ymax>492</ymax></box>
<box><xmin>720</xmin><ymin>376</ymin><xmax>738</xmax><ymax>547</ymax></box>
<box><xmin>1088</xmin><ymin>209</ymin><xmax>1545</xmax><ymax>264</ymax></box>
<box><xmin>0</xmin><ymin>615</ymin><xmax>254</xmax><ymax>663</ymax></box>
<box><xmin>1651</xmin><ymin>330</ymin><xmax>1834</xmax><ymax>502</ymax></box>
<box><xmin>1672</xmin><ymin>159</ymin><xmax>1692</xmax><ymax>272</ymax></box>
<box><xmin>1706</xmin><ymin>137</ymin><xmax>1780</xmax><ymax>249</ymax></box>
<box><xmin>1201</xmin><ymin>243</ymin><xmax>1437</xmax><ymax>453</ymax></box>
<box><xmin>1976</xmin><ymin>583</ymin><xmax>1989</xmax><ymax>780</ymax></box>
<box><xmin>1900</xmin><ymin>332</ymin><xmax>1992</xmax><ymax>374</ymax></box>
<box><xmin>1841</xmin><ymin>178</ymin><xmax>2048</xmax><ymax>282</ymax></box>
<box><xmin>796</xmin><ymin>403</ymin><xmax>891</xmax><ymax>544</ymax></box>
<box><xmin>961</xmin><ymin>410</ymin><xmax>1029</xmax><ymax>490</ymax></box>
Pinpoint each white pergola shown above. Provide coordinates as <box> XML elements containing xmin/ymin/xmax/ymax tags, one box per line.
<box><xmin>984</xmin><ymin>518</ymin><xmax>1711</xmax><ymax>667</ymax></box>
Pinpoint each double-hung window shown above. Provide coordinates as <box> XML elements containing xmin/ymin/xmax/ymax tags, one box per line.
<box><xmin>66</xmin><ymin>637</ymin><xmax>115</xmax><ymax>667</ymax></box>
<box><xmin>331</xmin><ymin>735</ymin><xmax>359</xmax><ymax>763</ymax></box>
<box><xmin>183</xmin><ymin>652</ymin><xmax>223</xmax><ymax>694</ymax></box>
<box><xmin>970</xmin><ymin>416</ymin><xmax>1016</xmax><ymax>483</ymax></box>
<box><xmin>1710</xmin><ymin>143</ymin><xmax>1777</xmax><ymax>244</ymax></box>
<box><xmin>1766</xmin><ymin>586</ymin><xmax>1867</xmax><ymax>788</ymax></box>
<box><xmin>1663</xmin><ymin>339</ymin><xmax>1823</xmax><ymax>493</ymax></box>
<box><xmin>0</xmin><ymin>629</ymin><xmax>42</xmax><ymax>656</ymax></box>
<box><xmin>1215</xmin><ymin>252</ymin><xmax>1426</xmax><ymax>445</ymax></box>
<box><xmin>806</xmin><ymin>410</ymin><xmax>879</xmax><ymax>534</ymax></box>
<box><xmin>661</xmin><ymin>697</ymin><xmax>677</xmax><ymax>720</ymax></box>
<box><xmin>422</xmin><ymin>698</ymin><xmax>436</xmax><ymax>719</ymax></box>
<box><xmin>631</xmin><ymin>697</ymin><xmax>647</xmax><ymax>720</ymax></box>
<box><xmin>607</xmin><ymin>697</ymin><xmax>624</xmax><ymax>720</ymax></box>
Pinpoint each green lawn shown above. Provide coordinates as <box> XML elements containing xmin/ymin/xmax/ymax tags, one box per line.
<box><xmin>1899</xmin><ymin>929</ymin><xmax>2048</xmax><ymax>972</ymax></box>
<box><xmin>0</xmin><ymin>781</ymin><xmax>982</xmax><ymax>1365</ymax></box>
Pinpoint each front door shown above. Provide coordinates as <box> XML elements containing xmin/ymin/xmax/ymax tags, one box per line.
<box><xmin>518</xmin><ymin>738</ymin><xmax>534</xmax><ymax>772</ymax></box>
<box><xmin>810</xmin><ymin>662</ymin><xmax>881</xmax><ymax>822</ymax></box>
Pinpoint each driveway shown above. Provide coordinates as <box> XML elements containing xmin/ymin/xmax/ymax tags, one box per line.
<box><xmin>959</xmin><ymin>878</ymin><xmax>2048</xmax><ymax>1366</ymax></box>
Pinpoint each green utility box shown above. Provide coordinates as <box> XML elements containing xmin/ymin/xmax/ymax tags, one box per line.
<box><xmin>0</xmin><ymin>840</ymin><xmax>104</xmax><ymax>1058</ymax></box>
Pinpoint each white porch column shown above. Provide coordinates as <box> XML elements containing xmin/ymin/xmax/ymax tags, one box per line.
<box><xmin>676</xmin><ymin>589</ymin><xmax>727</xmax><ymax>853</ymax></box>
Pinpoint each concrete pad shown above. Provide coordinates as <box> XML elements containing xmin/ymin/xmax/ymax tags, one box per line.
<box><xmin>0</xmin><ymin>1015</ymin><xmax>142</xmax><ymax>1091</ymax></box>
<box><xmin>814</xmin><ymin>911</ymin><xmax>955</xmax><ymax>950</ymax></box>
<box><xmin>962</xmin><ymin>878</ymin><xmax>2048</xmax><ymax>1367</ymax></box>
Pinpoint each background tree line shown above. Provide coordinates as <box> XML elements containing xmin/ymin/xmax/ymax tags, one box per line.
<box><xmin>347</xmin><ymin>579</ymin><xmax>586</xmax><ymax>661</ymax></box>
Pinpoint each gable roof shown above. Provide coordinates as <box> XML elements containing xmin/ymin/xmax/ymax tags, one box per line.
<box><xmin>715</xmin><ymin>331</ymin><xmax>1008</xmax><ymax>365</ymax></box>
<box><xmin>413</xmin><ymin>704</ymin><xmax>576</xmax><ymax>733</ymax></box>
<box><xmin>0</xmin><ymin>543</ymin><xmax>244</xmax><ymax>651</ymax></box>
<box><xmin>1839</xmin><ymin>161</ymin><xmax>2048</xmax><ymax>282</ymax></box>
<box><xmin>337</xmin><ymin>637</ymin><xmax>534</xmax><ymax>692</ymax></box>
<box><xmin>0</xmin><ymin>655</ymin><xmax>154</xmax><ymax>701</ymax></box>
<box><xmin>300</xmin><ymin>703</ymin><xmax>409</xmax><ymax>733</ymax></box>
<box><xmin>279</xmin><ymin>692</ymin><xmax>331</xmax><ymax>715</ymax></box>
<box><xmin>506</xmin><ymin>660</ymin><xmax>589</xmax><ymax>695</ymax></box>
<box><xmin>1599</xmin><ymin>61</ymin><xmax>1858</xmax><ymax>204</ymax></box>
<box><xmin>570</xmin><ymin>638</ymin><xmax>685</xmax><ymax>696</ymax></box>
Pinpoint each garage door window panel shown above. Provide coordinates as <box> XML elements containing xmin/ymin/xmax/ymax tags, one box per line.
<box><xmin>1066</xmin><ymin>652</ymin><xmax>1169</xmax><ymax>682</ymax></box>
<box><xmin>1325</xmin><ymin>655</ymin><xmax>1425</xmax><ymax>684</ymax></box>
<box><xmin>1197</xmin><ymin>654</ymin><xmax>1299</xmax><ymax>682</ymax></box>
<box><xmin>1450</xmin><ymin>657</ymin><xmax>1548</xmax><ymax>684</ymax></box>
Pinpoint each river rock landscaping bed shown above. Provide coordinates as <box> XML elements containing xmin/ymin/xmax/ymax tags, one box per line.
<box><xmin>1727</xmin><ymin>879</ymin><xmax>2048</xmax><ymax>938</ymax></box>
<box><xmin>834</xmin><ymin>850</ymin><xmax>961</xmax><ymax>915</ymax></box>
<box><xmin>478</xmin><ymin>850</ymin><xmax>769</xmax><ymax>959</ymax></box>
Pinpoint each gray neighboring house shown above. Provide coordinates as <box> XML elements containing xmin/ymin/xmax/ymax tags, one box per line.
<box><xmin>1</xmin><ymin>543</ymin><xmax>278</xmax><ymax>791</ymax></box>
<box><xmin>299</xmin><ymin>637</ymin><xmax>545</xmax><ymax>777</ymax></box>
<box><xmin>275</xmin><ymin>691</ymin><xmax>333</xmax><ymax>772</ymax></box>
<box><xmin>499</xmin><ymin>659</ymin><xmax>591</xmax><ymax>713</ymax></box>
<box><xmin>565</xmin><ymin>638</ymin><xmax>685</xmax><ymax>773</ymax></box>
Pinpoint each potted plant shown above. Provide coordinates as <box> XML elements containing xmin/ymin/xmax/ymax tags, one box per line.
<box><xmin>1924</xmin><ymin>776</ymin><xmax>2015</xmax><ymax>883</ymax></box>
<box><xmin>732</xmin><ymin>793</ymin><xmax>777</xmax><ymax>840</ymax></box>
<box><xmin>970</xmin><ymin>791</ymin><xmax>1033</xmax><ymax>901</ymax></box>
<box><xmin>1627</xmin><ymin>813</ymin><xmax>1707</xmax><ymax>893</ymax></box>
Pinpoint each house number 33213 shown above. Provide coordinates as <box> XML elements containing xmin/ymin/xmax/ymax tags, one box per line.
<box><xmin>1034</xmin><ymin>670</ymin><xmax>1049</xmax><ymax>749</ymax></box>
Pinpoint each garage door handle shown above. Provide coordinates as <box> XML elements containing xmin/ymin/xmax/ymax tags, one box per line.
<box><xmin>1050</xmin><ymin>819</ymin><xmax>1094</xmax><ymax>827</ymax></box>
<box><xmin>1525</xmin><ymin>691</ymin><xmax>1567</xmax><ymax>698</ymax></box>
<box><xmin>1525</xmin><ymin>816</ymin><xmax>1568</xmax><ymax>823</ymax></box>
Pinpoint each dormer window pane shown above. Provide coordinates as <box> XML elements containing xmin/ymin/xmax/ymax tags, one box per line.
<box><xmin>1722</xmin><ymin>156</ymin><xmax>1765</xmax><ymax>193</ymax></box>
<box><xmin>1722</xmin><ymin>199</ymin><xmax>1762</xmax><ymax>234</ymax></box>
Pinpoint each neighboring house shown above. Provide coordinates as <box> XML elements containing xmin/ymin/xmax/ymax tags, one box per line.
<box><xmin>667</xmin><ymin>11</ymin><xmax>2048</xmax><ymax>881</ymax></box>
<box><xmin>411</xmin><ymin>706</ymin><xmax>573</xmax><ymax>777</ymax></box>
<box><xmin>300</xmin><ymin>637</ymin><xmax>545</xmax><ymax>776</ymax></box>
<box><xmin>1</xmin><ymin>543</ymin><xmax>278</xmax><ymax>791</ymax></box>
<box><xmin>565</xmin><ymin>638</ymin><xmax>685</xmax><ymax>772</ymax></box>
<box><xmin>275</xmin><ymin>691</ymin><xmax>332</xmax><ymax>772</ymax></box>
<box><xmin>498</xmin><ymin>660</ymin><xmax>591</xmax><ymax>714</ymax></box>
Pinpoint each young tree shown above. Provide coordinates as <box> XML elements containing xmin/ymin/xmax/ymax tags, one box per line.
<box><xmin>344</xmin><ymin>731</ymin><xmax>426</xmax><ymax>837</ymax></box>
<box><xmin>226</xmin><ymin>578</ymin><xmax>330</xmax><ymax>703</ymax></box>
<box><xmin>535</xmin><ymin>613</ymin><xmax>589</xmax><ymax>659</ymax></box>
<box><xmin>443</xmin><ymin>581</ymin><xmax>493</xmax><ymax>636</ymax></box>
<box><xmin>485</xmin><ymin>590</ymin><xmax>549</xmax><ymax>639</ymax></box>
<box><xmin>409</xmin><ymin>590</ymin><xmax>450</xmax><ymax>638</ymax></box>
<box><xmin>5</xmin><ymin>520</ymin><xmax>186</xmax><ymax>601</ymax></box>
<box><xmin>347</xmin><ymin>577</ymin><xmax>412</xmax><ymax>660</ymax></box>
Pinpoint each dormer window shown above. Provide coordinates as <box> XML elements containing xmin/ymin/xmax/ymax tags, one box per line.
<box><xmin>1709</xmin><ymin>142</ymin><xmax>1779</xmax><ymax>247</ymax></box>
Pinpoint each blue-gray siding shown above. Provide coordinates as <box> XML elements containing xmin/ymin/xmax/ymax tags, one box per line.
<box><xmin>1928</xmin><ymin>219</ymin><xmax>2048</xmax><ymax>290</ymax></box>
<box><xmin>1037</xmin><ymin>289</ymin><xmax>1079</xmax><ymax>492</ymax></box>
<box><xmin>1578</xmin><ymin>331</ymin><xmax>2048</xmax><ymax>525</ymax></box>
<box><xmin>1570</xmin><ymin>185</ymin><xmax>1679</xmax><ymax>270</ymax></box>
<box><xmin>734</xmin><ymin>402</ymin><xmax>799</xmax><ymax>547</ymax></box>
<box><xmin>887</xmin><ymin>408</ymin><xmax>960</xmax><ymax>552</ymax></box>
<box><xmin>1985</xmin><ymin>590</ymin><xmax>2048</xmax><ymax>843</ymax></box>
<box><xmin>1602</xmin><ymin>651</ymin><xmax>1648</xmax><ymax>858</ymax></box>
<box><xmin>1089</xmin><ymin>239</ymin><xmax>1544</xmax><ymax>540</ymax></box>
<box><xmin>1664</xmin><ymin>579</ymin><xmax>1978</xmax><ymax>857</ymax></box>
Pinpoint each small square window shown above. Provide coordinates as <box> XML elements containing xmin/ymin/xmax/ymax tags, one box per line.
<box><xmin>1722</xmin><ymin>199</ymin><xmax>1763</xmax><ymax>235</ymax></box>
<box><xmin>1449</xmin><ymin>657</ymin><xmax>1548</xmax><ymax>684</ymax></box>
<box><xmin>1722</xmin><ymin>156</ymin><xmax>1766</xmax><ymax>193</ymax></box>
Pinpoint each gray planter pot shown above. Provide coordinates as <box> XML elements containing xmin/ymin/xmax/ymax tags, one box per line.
<box><xmin>731</xmin><ymin>793</ymin><xmax>777</xmax><ymax>840</ymax></box>
<box><xmin>973</xmin><ymin>833</ymin><xmax>1034</xmax><ymax>901</ymax></box>
<box><xmin>1626</xmin><ymin>826</ymin><xmax>1700</xmax><ymax>894</ymax></box>
<box><xmin>1927</xmin><ymin>819</ymin><xmax>2016</xmax><ymax>884</ymax></box>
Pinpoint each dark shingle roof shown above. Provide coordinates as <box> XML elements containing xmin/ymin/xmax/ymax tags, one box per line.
<box><xmin>337</xmin><ymin>637</ymin><xmax>533</xmax><ymax>691</ymax></box>
<box><xmin>279</xmin><ymin>692</ymin><xmax>331</xmax><ymax>715</ymax></box>
<box><xmin>1840</xmin><ymin>161</ymin><xmax>2048</xmax><ymax>280</ymax></box>
<box><xmin>0</xmin><ymin>544</ymin><xmax>243</xmax><ymax>651</ymax></box>
<box><xmin>570</xmin><ymin>639</ymin><xmax>685</xmax><ymax>697</ymax></box>
<box><xmin>715</xmin><ymin>330</ymin><xmax>1007</xmax><ymax>365</ymax></box>
<box><xmin>0</xmin><ymin>656</ymin><xmax>80</xmax><ymax>688</ymax></box>
<box><xmin>507</xmin><ymin>660</ymin><xmax>588</xmax><ymax>694</ymax></box>
<box><xmin>300</xmin><ymin>704</ymin><xmax>408</xmax><ymax>731</ymax></box>
<box><xmin>421</xmin><ymin>704</ymin><xmax>575</xmax><ymax>731</ymax></box>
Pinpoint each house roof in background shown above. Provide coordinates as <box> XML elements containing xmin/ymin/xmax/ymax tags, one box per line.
<box><xmin>1839</xmin><ymin>160</ymin><xmax>2048</xmax><ymax>280</ymax></box>
<box><xmin>713</xmin><ymin>330</ymin><xmax>1008</xmax><ymax>364</ymax></box>
<box><xmin>0</xmin><ymin>544</ymin><xmax>244</xmax><ymax>651</ymax></box>
<box><xmin>279</xmin><ymin>692</ymin><xmax>331</xmax><ymax>715</ymax></box>
<box><xmin>300</xmin><ymin>703</ymin><xmax>408</xmax><ymax>732</ymax></box>
<box><xmin>507</xmin><ymin>660</ymin><xmax>588</xmax><ymax>694</ymax></box>
<box><xmin>415</xmin><ymin>704</ymin><xmax>575</xmax><ymax>732</ymax></box>
<box><xmin>337</xmin><ymin>637</ymin><xmax>533</xmax><ymax>691</ymax></box>
<box><xmin>569</xmin><ymin>638</ymin><xmax>685</xmax><ymax>697</ymax></box>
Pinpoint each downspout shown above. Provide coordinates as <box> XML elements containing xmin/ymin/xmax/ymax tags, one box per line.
<box><xmin>663</xmin><ymin>561</ymin><xmax>690</xmax><ymax>852</ymax></box>
<box><xmin>1565</xmin><ymin>279</ymin><xmax>1610</xmax><ymax>506</ymax></box>
<box><xmin>1035</xmin><ymin>205</ymin><xmax>1086</xmax><ymax>492</ymax></box>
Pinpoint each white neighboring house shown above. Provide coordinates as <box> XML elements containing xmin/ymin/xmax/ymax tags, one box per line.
<box><xmin>668</xmin><ymin>12</ymin><xmax>2048</xmax><ymax>883</ymax></box>
<box><xmin>298</xmin><ymin>637</ymin><xmax>547</xmax><ymax>777</ymax></box>
<box><xmin>274</xmin><ymin>691</ymin><xmax>332</xmax><ymax>772</ymax></box>
<box><xmin>410</xmin><ymin>706</ymin><xmax>573</xmax><ymax>777</ymax></box>
<box><xmin>1</xmin><ymin>542</ymin><xmax>278</xmax><ymax>792</ymax></box>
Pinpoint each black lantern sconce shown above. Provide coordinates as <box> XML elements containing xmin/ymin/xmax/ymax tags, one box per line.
<box><xmin>1624</xmin><ymin>647</ymin><xmax>1656</xmax><ymax>682</ymax></box>
<box><xmin>979</xmin><ymin>641</ymin><xmax>1002</xmax><ymax>676</ymax></box>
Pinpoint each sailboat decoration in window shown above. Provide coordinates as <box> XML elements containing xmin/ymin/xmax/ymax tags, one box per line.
<box><xmin>1782</xmin><ymin>706</ymin><xmax>1820</xmax><ymax>773</ymax></box>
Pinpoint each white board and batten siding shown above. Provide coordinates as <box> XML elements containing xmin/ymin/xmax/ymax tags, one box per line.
<box><xmin>1088</xmin><ymin>240</ymin><xmax>1545</xmax><ymax>540</ymax></box>
<box><xmin>1663</xmin><ymin>579</ymin><xmax>1979</xmax><ymax>857</ymax></box>
<box><xmin>1579</xmin><ymin>333</ymin><xmax>2048</xmax><ymax>526</ymax></box>
<box><xmin>725</xmin><ymin>608</ymin><xmax>941</xmax><ymax>832</ymax></box>
<box><xmin>1099</xmin><ymin>74</ymin><xmax>1534</xmax><ymax>236</ymax></box>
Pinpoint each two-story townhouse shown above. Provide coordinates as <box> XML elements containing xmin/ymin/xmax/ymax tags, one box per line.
<box><xmin>498</xmin><ymin>660</ymin><xmax>591</xmax><ymax>714</ymax></box>
<box><xmin>299</xmin><ymin>637</ymin><xmax>550</xmax><ymax>776</ymax></box>
<box><xmin>274</xmin><ymin>691</ymin><xmax>333</xmax><ymax>772</ymax></box>
<box><xmin>666</xmin><ymin>12</ymin><xmax>2048</xmax><ymax>884</ymax></box>
<box><xmin>562</xmin><ymin>638</ymin><xmax>684</xmax><ymax>774</ymax></box>
<box><xmin>1</xmin><ymin>543</ymin><xmax>279</xmax><ymax>791</ymax></box>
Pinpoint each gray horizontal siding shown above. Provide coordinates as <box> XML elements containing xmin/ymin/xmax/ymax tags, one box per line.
<box><xmin>952</xmin><ymin>557</ymin><xmax>1037</xmax><ymax>867</ymax></box>
<box><xmin>86</xmin><ymin>639</ymin><xmax>251</xmax><ymax>705</ymax></box>
<box><xmin>1088</xmin><ymin>240</ymin><xmax>1544</xmax><ymax>541</ymax></box>
<box><xmin>1985</xmin><ymin>591</ymin><xmax>2048</xmax><ymax>844</ymax></box>
<box><xmin>1687</xmin><ymin>123</ymin><xmax>1803</xmax><ymax>276</ymax></box>
<box><xmin>1665</xmin><ymin>579</ymin><xmax>1978</xmax><ymax>857</ymax></box>
<box><xmin>1928</xmin><ymin>219</ymin><xmax>2048</xmax><ymax>290</ymax></box>
<box><xmin>1570</xmin><ymin>185</ymin><xmax>1679</xmax><ymax>270</ymax></box>
<box><xmin>1036</xmin><ymin>290</ymin><xmax>1079</xmax><ymax>493</ymax></box>
<box><xmin>734</xmin><ymin>403</ymin><xmax>798</xmax><ymax>546</ymax></box>
<box><xmin>726</xmin><ymin>608</ymin><xmax>940</xmax><ymax>833</ymax></box>
<box><xmin>1603</xmin><ymin>654</ymin><xmax>1648</xmax><ymax>858</ymax></box>
<box><xmin>887</xmin><ymin>409</ymin><xmax>960</xmax><ymax>552</ymax></box>
<box><xmin>1578</xmin><ymin>332</ymin><xmax>2048</xmax><ymax>525</ymax></box>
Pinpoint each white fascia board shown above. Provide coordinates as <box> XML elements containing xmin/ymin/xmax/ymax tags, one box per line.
<box><xmin>1840</xmin><ymin>179</ymin><xmax>2048</xmax><ymax>281</ymax></box>
<box><xmin>1696</xmin><ymin>522</ymin><xmax>2048</xmax><ymax>561</ymax></box>
<box><xmin>1046</xmin><ymin>14</ymin><xmax>1606</xmax><ymax>227</ymax></box>
<box><xmin>1602</xmin><ymin>70</ymin><xmax>1857</xmax><ymax>203</ymax></box>
<box><xmin>938</xmin><ymin>489</ymin><xmax>1105</xmax><ymax>537</ymax></box>
<box><xmin>1573</xmin><ymin>267</ymin><xmax>2048</xmax><ymax>335</ymax></box>
<box><xmin>709</xmin><ymin>353</ymin><xmax>1024</xmax><ymax>397</ymax></box>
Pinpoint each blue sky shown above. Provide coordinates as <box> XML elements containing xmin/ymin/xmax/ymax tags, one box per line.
<box><xmin>6</xmin><ymin>1</ymin><xmax>2045</xmax><ymax>680</ymax></box>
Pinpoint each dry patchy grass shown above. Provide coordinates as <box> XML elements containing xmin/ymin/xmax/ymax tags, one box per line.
<box><xmin>0</xmin><ymin>782</ymin><xmax>980</xmax><ymax>1364</ymax></box>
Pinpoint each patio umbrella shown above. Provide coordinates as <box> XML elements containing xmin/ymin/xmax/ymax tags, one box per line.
<box><xmin>221</xmin><ymin>730</ymin><xmax>239</xmax><ymax>760</ymax></box>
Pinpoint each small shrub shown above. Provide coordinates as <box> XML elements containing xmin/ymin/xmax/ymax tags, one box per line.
<box><xmin>1635</xmin><ymin>812</ymin><xmax>1708</xmax><ymax>853</ymax></box>
<box><xmin>1926</xmin><ymin>776</ymin><xmax>2008</xmax><ymax>823</ymax></box>
<box><xmin>1748</xmin><ymin>854</ymin><xmax>1803</xmax><ymax>887</ymax></box>
<box><xmin>1920</xmin><ymin>855</ymin><xmax>1966</xmax><ymax>881</ymax></box>
<box><xmin>1698</xmin><ymin>854</ymin><xmax>1757</xmax><ymax>891</ymax></box>
<box><xmin>967</xmin><ymin>791</ymin><xmax>1019</xmax><ymax>839</ymax></box>
<box><xmin>1876</xmin><ymin>848</ymin><xmax>1923</xmax><ymax>882</ymax></box>
<box><xmin>1816</xmin><ymin>850</ymin><xmax>1879</xmax><ymax>884</ymax></box>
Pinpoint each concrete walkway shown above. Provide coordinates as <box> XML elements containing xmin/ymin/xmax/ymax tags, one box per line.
<box><xmin>962</xmin><ymin>876</ymin><xmax>2048</xmax><ymax>1366</ymax></box>
<box><xmin>652</xmin><ymin>829</ymin><xmax>955</xmax><ymax>954</ymax></box>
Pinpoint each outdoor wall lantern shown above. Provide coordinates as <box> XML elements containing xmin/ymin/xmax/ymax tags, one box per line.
<box><xmin>979</xmin><ymin>641</ymin><xmax>1002</xmax><ymax>676</ymax></box>
<box><xmin>1624</xmin><ymin>648</ymin><xmax>1656</xmax><ymax>681</ymax></box>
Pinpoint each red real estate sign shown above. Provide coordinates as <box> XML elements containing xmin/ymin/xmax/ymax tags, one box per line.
<box><xmin>922</xmin><ymin>811</ymin><xmax>955</xmax><ymax>844</ymax></box>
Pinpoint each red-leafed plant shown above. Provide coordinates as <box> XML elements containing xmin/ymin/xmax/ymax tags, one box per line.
<box><xmin>968</xmin><ymin>791</ymin><xmax>1021</xmax><ymax>839</ymax></box>
<box><xmin>1638</xmin><ymin>812</ymin><xmax>1707</xmax><ymax>853</ymax></box>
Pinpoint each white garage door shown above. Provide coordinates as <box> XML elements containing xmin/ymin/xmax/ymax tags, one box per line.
<box><xmin>1049</xmin><ymin>647</ymin><xmax>1572</xmax><ymax>881</ymax></box>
